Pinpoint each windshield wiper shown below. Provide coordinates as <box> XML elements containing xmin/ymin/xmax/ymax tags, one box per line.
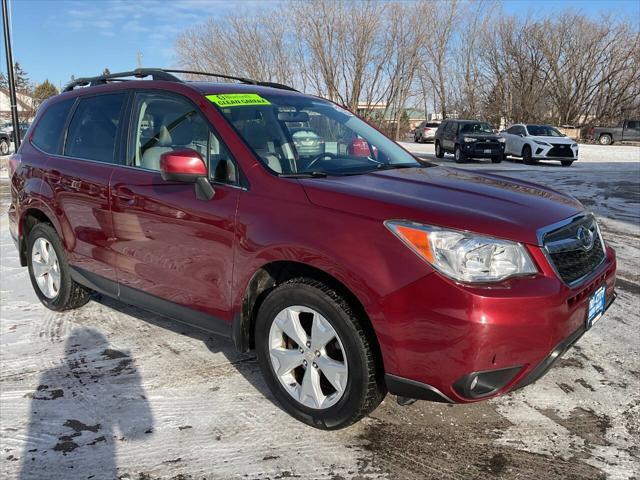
<box><xmin>374</xmin><ymin>163</ymin><xmax>421</xmax><ymax>170</ymax></box>
<box><xmin>279</xmin><ymin>171</ymin><xmax>328</xmax><ymax>178</ymax></box>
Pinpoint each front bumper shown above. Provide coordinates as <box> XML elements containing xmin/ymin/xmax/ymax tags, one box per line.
<box><xmin>532</xmin><ymin>143</ymin><xmax>578</xmax><ymax>160</ymax></box>
<box><xmin>462</xmin><ymin>142</ymin><xmax>504</xmax><ymax>158</ymax></box>
<box><xmin>382</xmin><ymin>245</ymin><xmax>617</xmax><ymax>403</ymax></box>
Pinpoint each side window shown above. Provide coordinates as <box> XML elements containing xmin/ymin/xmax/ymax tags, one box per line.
<box><xmin>519</xmin><ymin>126</ymin><xmax>528</xmax><ymax>136</ymax></box>
<box><xmin>627</xmin><ymin>121</ymin><xmax>638</xmax><ymax>130</ymax></box>
<box><xmin>64</xmin><ymin>94</ymin><xmax>125</xmax><ymax>163</ymax></box>
<box><xmin>31</xmin><ymin>98</ymin><xmax>75</xmax><ymax>154</ymax></box>
<box><xmin>506</xmin><ymin>126</ymin><xmax>517</xmax><ymax>134</ymax></box>
<box><xmin>130</xmin><ymin>92</ymin><xmax>238</xmax><ymax>184</ymax></box>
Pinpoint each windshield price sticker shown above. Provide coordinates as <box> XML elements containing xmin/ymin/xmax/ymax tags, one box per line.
<box><xmin>206</xmin><ymin>93</ymin><xmax>271</xmax><ymax>107</ymax></box>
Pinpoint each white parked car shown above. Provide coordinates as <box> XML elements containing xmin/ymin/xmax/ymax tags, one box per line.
<box><xmin>500</xmin><ymin>124</ymin><xmax>578</xmax><ymax>167</ymax></box>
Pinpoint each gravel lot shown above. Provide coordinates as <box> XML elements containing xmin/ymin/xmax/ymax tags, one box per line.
<box><xmin>1</xmin><ymin>144</ymin><xmax>639</xmax><ymax>479</ymax></box>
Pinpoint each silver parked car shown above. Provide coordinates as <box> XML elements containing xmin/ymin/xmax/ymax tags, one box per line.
<box><xmin>290</xmin><ymin>128</ymin><xmax>325</xmax><ymax>157</ymax></box>
<box><xmin>414</xmin><ymin>121</ymin><xmax>440</xmax><ymax>143</ymax></box>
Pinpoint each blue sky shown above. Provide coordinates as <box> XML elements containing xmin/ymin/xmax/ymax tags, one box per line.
<box><xmin>1</xmin><ymin>0</ymin><xmax>639</xmax><ymax>90</ymax></box>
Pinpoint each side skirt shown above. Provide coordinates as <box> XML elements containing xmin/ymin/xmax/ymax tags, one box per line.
<box><xmin>70</xmin><ymin>266</ymin><xmax>232</xmax><ymax>338</ymax></box>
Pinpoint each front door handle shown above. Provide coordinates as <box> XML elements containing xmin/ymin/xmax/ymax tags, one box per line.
<box><xmin>113</xmin><ymin>187</ymin><xmax>136</xmax><ymax>206</ymax></box>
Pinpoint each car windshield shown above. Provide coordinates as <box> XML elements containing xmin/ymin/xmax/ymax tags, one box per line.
<box><xmin>211</xmin><ymin>92</ymin><xmax>422</xmax><ymax>176</ymax></box>
<box><xmin>526</xmin><ymin>125</ymin><xmax>563</xmax><ymax>137</ymax></box>
<box><xmin>460</xmin><ymin>122</ymin><xmax>493</xmax><ymax>134</ymax></box>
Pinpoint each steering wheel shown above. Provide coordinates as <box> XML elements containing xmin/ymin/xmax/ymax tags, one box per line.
<box><xmin>305</xmin><ymin>152</ymin><xmax>337</xmax><ymax>170</ymax></box>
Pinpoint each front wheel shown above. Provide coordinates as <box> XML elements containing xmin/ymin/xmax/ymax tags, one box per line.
<box><xmin>0</xmin><ymin>138</ymin><xmax>9</xmax><ymax>155</ymax></box>
<box><xmin>454</xmin><ymin>144</ymin><xmax>465</xmax><ymax>163</ymax></box>
<box><xmin>435</xmin><ymin>141</ymin><xmax>444</xmax><ymax>158</ymax></box>
<box><xmin>561</xmin><ymin>160</ymin><xmax>574</xmax><ymax>167</ymax></box>
<box><xmin>27</xmin><ymin>223</ymin><xmax>91</xmax><ymax>311</ymax></box>
<box><xmin>255</xmin><ymin>278</ymin><xmax>385</xmax><ymax>430</ymax></box>
<box><xmin>491</xmin><ymin>155</ymin><xmax>502</xmax><ymax>163</ymax></box>
<box><xmin>522</xmin><ymin>145</ymin><xmax>535</xmax><ymax>165</ymax></box>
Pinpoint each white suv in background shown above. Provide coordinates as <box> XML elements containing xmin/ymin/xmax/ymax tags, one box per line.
<box><xmin>500</xmin><ymin>124</ymin><xmax>578</xmax><ymax>167</ymax></box>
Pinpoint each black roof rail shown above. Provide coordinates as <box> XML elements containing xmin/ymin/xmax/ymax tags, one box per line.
<box><xmin>63</xmin><ymin>68</ymin><xmax>182</xmax><ymax>92</ymax></box>
<box><xmin>63</xmin><ymin>67</ymin><xmax>299</xmax><ymax>93</ymax></box>
<box><xmin>162</xmin><ymin>69</ymin><xmax>299</xmax><ymax>92</ymax></box>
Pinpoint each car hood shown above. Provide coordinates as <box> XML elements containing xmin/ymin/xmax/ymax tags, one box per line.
<box><xmin>300</xmin><ymin>167</ymin><xmax>584</xmax><ymax>245</ymax></box>
<box><xmin>530</xmin><ymin>136</ymin><xmax>574</xmax><ymax>144</ymax></box>
<box><xmin>461</xmin><ymin>133</ymin><xmax>501</xmax><ymax>140</ymax></box>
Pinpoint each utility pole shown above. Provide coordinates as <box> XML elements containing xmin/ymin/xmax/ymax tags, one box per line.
<box><xmin>2</xmin><ymin>0</ymin><xmax>20</xmax><ymax>149</ymax></box>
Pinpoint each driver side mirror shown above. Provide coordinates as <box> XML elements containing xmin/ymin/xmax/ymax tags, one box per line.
<box><xmin>159</xmin><ymin>149</ymin><xmax>215</xmax><ymax>200</ymax></box>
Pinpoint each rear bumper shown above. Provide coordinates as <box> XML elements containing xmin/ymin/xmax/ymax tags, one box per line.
<box><xmin>381</xmin><ymin>245</ymin><xmax>617</xmax><ymax>403</ymax></box>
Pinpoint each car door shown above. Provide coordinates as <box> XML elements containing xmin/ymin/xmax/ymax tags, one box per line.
<box><xmin>511</xmin><ymin>125</ymin><xmax>527</xmax><ymax>155</ymax></box>
<box><xmin>444</xmin><ymin>122</ymin><xmax>457</xmax><ymax>151</ymax></box>
<box><xmin>501</xmin><ymin>126</ymin><xmax>517</xmax><ymax>154</ymax></box>
<box><xmin>108</xmin><ymin>90</ymin><xmax>241</xmax><ymax>330</ymax></box>
<box><xmin>45</xmin><ymin>92</ymin><xmax>127</xmax><ymax>292</ymax></box>
<box><xmin>624</xmin><ymin>121</ymin><xmax>640</xmax><ymax>141</ymax></box>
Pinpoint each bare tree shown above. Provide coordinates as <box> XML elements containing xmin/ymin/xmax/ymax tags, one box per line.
<box><xmin>420</xmin><ymin>0</ymin><xmax>460</xmax><ymax>119</ymax></box>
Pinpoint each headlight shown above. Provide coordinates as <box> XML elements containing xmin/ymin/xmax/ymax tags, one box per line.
<box><xmin>534</xmin><ymin>140</ymin><xmax>550</xmax><ymax>146</ymax></box>
<box><xmin>498</xmin><ymin>137</ymin><xmax>506</xmax><ymax>143</ymax></box>
<box><xmin>463</xmin><ymin>137</ymin><xmax>477</xmax><ymax>143</ymax></box>
<box><xmin>571</xmin><ymin>143</ymin><xmax>578</xmax><ymax>148</ymax></box>
<box><xmin>385</xmin><ymin>221</ymin><xmax>537</xmax><ymax>283</ymax></box>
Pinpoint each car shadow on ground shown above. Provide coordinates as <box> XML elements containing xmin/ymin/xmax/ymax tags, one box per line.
<box><xmin>18</xmin><ymin>327</ymin><xmax>154</xmax><ymax>480</ymax></box>
<box><xmin>94</xmin><ymin>293</ymin><xmax>276</xmax><ymax>403</ymax></box>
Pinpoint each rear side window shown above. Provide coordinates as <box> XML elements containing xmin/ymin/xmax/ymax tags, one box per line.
<box><xmin>31</xmin><ymin>98</ymin><xmax>75</xmax><ymax>154</ymax></box>
<box><xmin>64</xmin><ymin>93</ymin><xmax>126</xmax><ymax>163</ymax></box>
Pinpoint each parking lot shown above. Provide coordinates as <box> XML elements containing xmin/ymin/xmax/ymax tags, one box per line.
<box><xmin>1</xmin><ymin>143</ymin><xmax>639</xmax><ymax>480</ymax></box>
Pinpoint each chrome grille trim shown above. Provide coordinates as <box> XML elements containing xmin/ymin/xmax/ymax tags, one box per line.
<box><xmin>538</xmin><ymin>213</ymin><xmax>607</xmax><ymax>287</ymax></box>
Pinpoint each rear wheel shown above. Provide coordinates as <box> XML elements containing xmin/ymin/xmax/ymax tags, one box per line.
<box><xmin>522</xmin><ymin>145</ymin><xmax>535</xmax><ymax>165</ymax></box>
<box><xmin>27</xmin><ymin>223</ymin><xmax>91</xmax><ymax>311</ymax></box>
<box><xmin>255</xmin><ymin>278</ymin><xmax>385</xmax><ymax>430</ymax></box>
<box><xmin>561</xmin><ymin>160</ymin><xmax>574</xmax><ymax>167</ymax></box>
<box><xmin>435</xmin><ymin>141</ymin><xmax>444</xmax><ymax>158</ymax></box>
<box><xmin>454</xmin><ymin>144</ymin><xmax>465</xmax><ymax>163</ymax></box>
<box><xmin>598</xmin><ymin>134</ymin><xmax>612</xmax><ymax>145</ymax></box>
<box><xmin>0</xmin><ymin>138</ymin><xmax>9</xmax><ymax>155</ymax></box>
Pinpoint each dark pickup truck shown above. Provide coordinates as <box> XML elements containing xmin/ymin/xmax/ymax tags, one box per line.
<box><xmin>588</xmin><ymin>120</ymin><xmax>640</xmax><ymax>145</ymax></box>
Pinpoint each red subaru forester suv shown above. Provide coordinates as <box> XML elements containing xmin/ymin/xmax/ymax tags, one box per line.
<box><xmin>8</xmin><ymin>69</ymin><xmax>616</xmax><ymax>429</ymax></box>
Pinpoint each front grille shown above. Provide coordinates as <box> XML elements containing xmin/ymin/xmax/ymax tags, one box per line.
<box><xmin>544</xmin><ymin>215</ymin><xmax>605</xmax><ymax>285</ymax></box>
<box><xmin>548</xmin><ymin>144</ymin><xmax>574</xmax><ymax>158</ymax></box>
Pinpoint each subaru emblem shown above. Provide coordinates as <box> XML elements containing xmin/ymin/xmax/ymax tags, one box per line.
<box><xmin>576</xmin><ymin>226</ymin><xmax>594</xmax><ymax>250</ymax></box>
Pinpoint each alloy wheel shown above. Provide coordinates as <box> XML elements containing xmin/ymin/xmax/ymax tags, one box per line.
<box><xmin>268</xmin><ymin>306</ymin><xmax>348</xmax><ymax>409</ymax></box>
<box><xmin>31</xmin><ymin>237</ymin><xmax>61</xmax><ymax>299</ymax></box>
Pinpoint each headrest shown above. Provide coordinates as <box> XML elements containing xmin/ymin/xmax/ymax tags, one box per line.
<box><xmin>157</xmin><ymin>126</ymin><xmax>172</xmax><ymax>146</ymax></box>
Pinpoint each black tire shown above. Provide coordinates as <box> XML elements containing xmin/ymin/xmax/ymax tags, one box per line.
<box><xmin>435</xmin><ymin>141</ymin><xmax>444</xmax><ymax>158</ymax></box>
<box><xmin>255</xmin><ymin>278</ymin><xmax>386</xmax><ymax>430</ymax></box>
<box><xmin>27</xmin><ymin>223</ymin><xmax>91</xmax><ymax>311</ymax></box>
<box><xmin>0</xmin><ymin>138</ymin><xmax>9</xmax><ymax>155</ymax></box>
<box><xmin>598</xmin><ymin>134</ymin><xmax>612</xmax><ymax>146</ymax></box>
<box><xmin>454</xmin><ymin>144</ymin><xmax>465</xmax><ymax>163</ymax></box>
<box><xmin>561</xmin><ymin>160</ymin><xmax>574</xmax><ymax>167</ymax></box>
<box><xmin>522</xmin><ymin>145</ymin><xmax>535</xmax><ymax>165</ymax></box>
<box><xmin>491</xmin><ymin>155</ymin><xmax>502</xmax><ymax>163</ymax></box>
<box><xmin>414</xmin><ymin>134</ymin><xmax>420</xmax><ymax>143</ymax></box>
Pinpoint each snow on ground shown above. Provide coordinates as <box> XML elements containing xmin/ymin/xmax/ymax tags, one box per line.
<box><xmin>1</xmin><ymin>144</ymin><xmax>639</xmax><ymax>479</ymax></box>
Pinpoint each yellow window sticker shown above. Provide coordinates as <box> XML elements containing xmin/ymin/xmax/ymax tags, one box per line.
<box><xmin>206</xmin><ymin>93</ymin><xmax>271</xmax><ymax>107</ymax></box>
